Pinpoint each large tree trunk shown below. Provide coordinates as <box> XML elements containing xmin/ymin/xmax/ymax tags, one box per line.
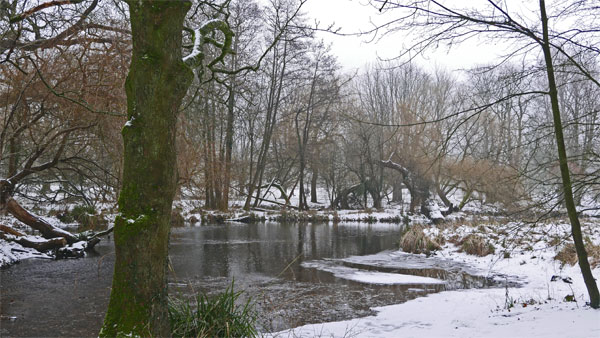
<box><xmin>100</xmin><ymin>1</ymin><xmax>194</xmax><ymax>336</ymax></box>
<box><xmin>378</xmin><ymin>158</ymin><xmax>430</xmax><ymax>213</ymax></box>
<box><xmin>539</xmin><ymin>0</ymin><xmax>599</xmax><ymax>309</ymax></box>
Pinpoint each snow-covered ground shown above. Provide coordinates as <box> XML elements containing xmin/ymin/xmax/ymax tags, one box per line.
<box><xmin>270</xmin><ymin>219</ymin><xmax>600</xmax><ymax>338</ymax></box>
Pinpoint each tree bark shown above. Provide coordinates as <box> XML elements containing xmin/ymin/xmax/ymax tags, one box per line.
<box><xmin>100</xmin><ymin>1</ymin><xmax>194</xmax><ymax>336</ymax></box>
<box><xmin>539</xmin><ymin>0</ymin><xmax>599</xmax><ymax>309</ymax></box>
<box><xmin>392</xmin><ymin>178</ymin><xmax>403</xmax><ymax>203</ymax></box>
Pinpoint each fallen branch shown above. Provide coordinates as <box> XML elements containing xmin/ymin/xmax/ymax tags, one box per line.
<box><xmin>85</xmin><ymin>226</ymin><xmax>113</xmax><ymax>251</ymax></box>
<box><xmin>87</xmin><ymin>226</ymin><xmax>114</xmax><ymax>241</ymax></box>
<box><xmin>226</xmin><ymin>215</ymin><xmax>251</xmax><ymax>223</ymax></box>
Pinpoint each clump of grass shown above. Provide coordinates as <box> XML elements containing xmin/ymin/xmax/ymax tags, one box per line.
<box><xmin>362</xmin><ymin>215</ymin><xmax>377</xmax><ymax>223</ymax></box>
<box><xmin>555</xmin><ymin>239</ymin><xmax>600</xmax><ymax>268</ymax></box>
<box><xmin>555</xmin><ymin>243</ymin><xmax>577</xmax><ymax>266</ymax></box>
<box><xmin>246</xmin><ymin>213</ymin><xmax>266</xmax><ymax>223</ymax></box>
<box><xmin>459</xmin><ymin>234</ymin><xmax>495</xmax><ymax>256</ymax></box>
<box><xmin>169</xmin><ymin>283</ymin><xmax>258</xmax><ymax>338</ymax></box>
<box><xmin>400</xmin><ymin>225</ymin><xmax>441</xmax><ymax>255</ymax></box>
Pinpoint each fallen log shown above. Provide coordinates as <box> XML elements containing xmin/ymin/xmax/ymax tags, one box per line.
<box><xmin>5</xmin><ymin>197</ymin><xmax>78</xmax><ymax>244</ymax></box>
<box><xmin>84</xmin><ymin>226</ymin><xmax>113</xmax><ymax>251</ymax></box>
<box><xmin>57</xmin><ymin>241</ymin><xmax>89</xmax><ymax>258</ymax></box>
<box><xmin>0</xmin><ymin>232</ymin><xmax>67</xmax><ymax>251</ymax></box>
<box><xmin>235</xmin><ymin>187</ymin><xmax>299</xmax><ymax>210</ymax></box>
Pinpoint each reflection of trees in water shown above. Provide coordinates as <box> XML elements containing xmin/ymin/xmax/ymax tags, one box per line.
<box><xmin>170</xmin><ymin>223</ymin><xmax>401</xmax><ymax>280</ymax></box>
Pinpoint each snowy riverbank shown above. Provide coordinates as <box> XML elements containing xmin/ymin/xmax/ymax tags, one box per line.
<box><xmin>270</xmin><ymin>219</ymin><xmax>600</xmax><ymax>338</ymax></box>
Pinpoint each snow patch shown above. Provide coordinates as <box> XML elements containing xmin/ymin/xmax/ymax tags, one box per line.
<box><xmin>0</xmin><ymin>239</ymin><xmax>51</xmax><ymax>268</ymax></box>
<box><xmin>124</xmin><ymin>116</ymin><xmax>135</xmax><ymax>128</ymax></box>
<box><xmin>302</xmin><ymin>260</ymin><xmax>446</xmax><ymax>285</ymax></box>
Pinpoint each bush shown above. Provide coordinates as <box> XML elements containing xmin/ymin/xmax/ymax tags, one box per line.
<box><xmin>55</xmin><ymin>209</ymin><xmax>74</xmax><ymax>224</ymax></box>
<box><xmin>459</xmin><ymin>234</ymin><xmax>495</xmax><ymax>256</ymax></box>
<box><xmin>555</xmin><ymin>239</ymin><xmax>600</xmax><ymax>268</ymax></box>
<box><xmin>71</xmin><ymin>205</ymin><xmax>96</xmax><ymax>220</ymax></box>
<box><xmin>400</xmin><ymin>226</ymin><xmax>441</xmax><ymax>255</ymax></box>
<box><xmin>169</xmin><ymin>283</ymin><xmax>258</xmax><ymax>338</ymax></box>
<box><xmin>66</xmin><ymin>205</ymin><xmax>107</xmax><ymax>229</ymax></box>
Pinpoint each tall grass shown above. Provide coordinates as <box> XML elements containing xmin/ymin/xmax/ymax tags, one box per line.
<box><xmin>169</xmin><ymin>282</ymin><xmax>258</xmax><ymax>338</ymax></box>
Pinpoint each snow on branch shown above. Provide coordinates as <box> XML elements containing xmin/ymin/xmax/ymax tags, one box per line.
<box><xmin>182</xmin><ymin>19</ymin><xmax>234</xmax><ymax>72</ymax></box>
<box><xmin>379</xmin><ymin>153</ymin><xmax>409</xmax><ymax>177</ymax></box>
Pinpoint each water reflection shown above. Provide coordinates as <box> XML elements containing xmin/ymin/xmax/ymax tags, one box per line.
<box><xmin>167</xmin><ymin>222</ymin><xmax>491</xmax><ymax>332</ymax></box>
<box><xmin>168</xmin><ymin>222</ymin><xmax>401</xmax><ymax>281</ymax></box>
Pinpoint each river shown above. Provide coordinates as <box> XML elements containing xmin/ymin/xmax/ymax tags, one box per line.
<box><xmin>0</xmin><ymin>222</ymin><xmax>486</xmax><ymax>337</ymax></box>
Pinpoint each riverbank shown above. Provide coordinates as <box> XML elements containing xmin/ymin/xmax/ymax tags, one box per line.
<box><xmin>271</xmin><ymin>218</ymin><xmax>600</xmax><ymax>338</ymax></box>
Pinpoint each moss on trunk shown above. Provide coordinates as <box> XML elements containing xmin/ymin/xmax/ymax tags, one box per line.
<box><xmin>100</xmin><ymin>1</ymin><xmax>194</xmax><ymax>336</ymax></box>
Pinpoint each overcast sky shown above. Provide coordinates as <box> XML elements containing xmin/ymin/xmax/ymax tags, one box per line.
<box><xmin>303</xmin><ymin>0</ymin><xmax>505</xmax><ymax>73</ymax></box>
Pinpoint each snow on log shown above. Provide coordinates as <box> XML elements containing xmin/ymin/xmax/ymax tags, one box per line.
<box><xmin>5</xmin><ymin>197</ymin><xmax>78</xmax><ymax>244</ymax></box>
<box><xmin>57</xmin><ymin>241</ymin><xmax>88</xmax><ymax>258</ymax></box>
<box><xmin>0</xmin><ymin>232</ymin><xmax>67</xmax><ymax>251</ymax></box>
<box><xmin>378</xmin><ymin>158</ymin><xmax>410</xmax><ymax>177</ymax></box>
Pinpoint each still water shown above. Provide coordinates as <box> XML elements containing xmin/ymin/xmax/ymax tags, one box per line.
<box><xmin>0</xmin><ymin>222</ymin><xmax>486</xmax><ymax>336</ymax></box>
<box><xmin>168</xmin><ymin>222</ymin><xmax>407</xmax><ymax>331</ymax></box>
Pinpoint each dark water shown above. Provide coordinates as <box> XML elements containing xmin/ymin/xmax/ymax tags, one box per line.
<box><xmin>166</xmin><ymin>223</ymin><xmax>410</xmax><ymax>332</ymax></box>
<box><xmin>0</xmin><ymin>222</ymin><xmax>489</xmax><ymax>337</ymax></box>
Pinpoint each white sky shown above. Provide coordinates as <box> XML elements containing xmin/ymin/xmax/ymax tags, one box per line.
<box><xmin>303</xmin><ymin>0</ymin><xmax>506</xmax><ymax>73</ymax></box>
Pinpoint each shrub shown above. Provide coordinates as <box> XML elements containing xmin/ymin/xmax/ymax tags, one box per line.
<box><xmin>55</xmin><ymin>209</ymin><xmax>74</xmax><ymax>224</ymax></box>
<box><xmin>71</xmin><ymin>205</ymin><xmax>96</xmax><ymax>220</ymax></box>
<box><xmin>169</xmin><ymin>283</ymin><xmax>258</xmax><ymax>338</ymax></box>
<box><xmin>459</xmin><ymin>234</ymin><xmax>495</xmax><ymax>256</ymax></box>
<box><xmin>555</xmin><ymin>239</ymin><xmax>600</xmax><ymax>268</ymax></box>
<box><xmin>400</xmin><ymin>226</ymin><xmax>441</xmax><ymax>255</ymax></box>
<box><xmin>68</xmin><ymin>205</ymin><xmax>107</xmax><ymax>229</ymax></box>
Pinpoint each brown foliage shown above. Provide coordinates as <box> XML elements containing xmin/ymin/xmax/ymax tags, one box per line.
<box><xmin>458</xmin><ymin>234</ymin><xmax>496</xmax><ymax>256</ymax></box>
<box><xmin>555</xmin><ymin>240</ymin><xmax>600</xmax><ymax>269</ymax></box>
<box><xmin>400</xmin><ymin>225</ymin><xmax>442</xmax><ymax>255</ymax></box>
